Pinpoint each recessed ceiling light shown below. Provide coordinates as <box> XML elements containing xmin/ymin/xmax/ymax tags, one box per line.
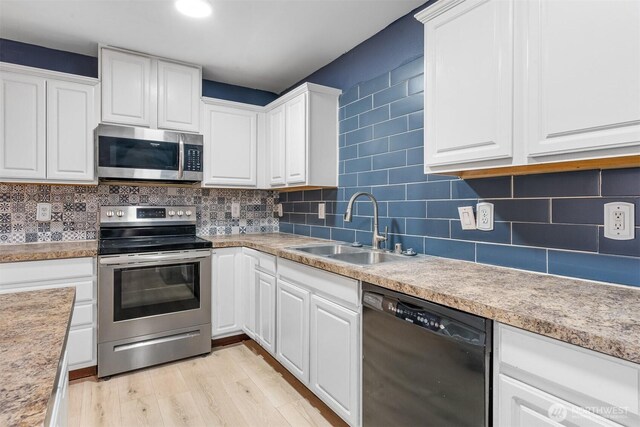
<box><xmin>175</xmin><ymin>0</ymin><xmax>212</xmax><ymax>18</ymax></box>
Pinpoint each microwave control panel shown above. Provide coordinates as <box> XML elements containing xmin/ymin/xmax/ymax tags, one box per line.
<box><xmin>185</xmin><ymin>145</ymin><xmax>202</xmax><ymax>172</ymax></box>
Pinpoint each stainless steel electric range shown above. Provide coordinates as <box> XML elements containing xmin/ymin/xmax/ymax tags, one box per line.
<box><xmin>97</xmin><ymin>205</ymin><xmax>212</xmax><ymax>378</ymax></box>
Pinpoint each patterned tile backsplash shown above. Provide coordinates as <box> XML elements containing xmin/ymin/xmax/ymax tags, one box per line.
<box><xmin>0</xmin><ymin>183</ymin><xmax>279</xmax><ymax>244</ymax></box>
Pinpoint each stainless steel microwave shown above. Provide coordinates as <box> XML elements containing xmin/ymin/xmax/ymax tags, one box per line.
<box><xmin>96</xmin><ymin>124</ymin><xmax>203</xmax><ymax>182</ymax></box>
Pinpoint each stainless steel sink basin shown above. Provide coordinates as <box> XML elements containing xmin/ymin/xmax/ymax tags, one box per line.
<box><xmin>327</xmin><ymin>251</ymin><xmax>405</xmax><ymax>265</ymax></box>
<box><xmin>289</xmin><ymin>244</ymin><xmax>409</xmax><ymax>266</ymax></box>
<box><xmin>290</xmin><ymin>244</ymin><xmax>364</xmax><ymax>256</ymax></box>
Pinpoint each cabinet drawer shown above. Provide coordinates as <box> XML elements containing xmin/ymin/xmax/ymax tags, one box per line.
<box><xmin>497</xmin><ymin>374</ymin><xmax>623</xmax><ymax>427</ymax></box>
<box><xmin>71</xmin><ymin>302</ymin><xmax>94</xmax><ymax>327</ymax></box>
<box><xmin>497</xmin><ymin>323</ymin><xmax>639</xmax><ymax>418</ymax></box>
<box><xmin>278</xmin><ymin>259</ymin><xmax>359</xmax><ymax>309</ymax></box>
<box><xmin>67</xmin><ymin>326</ymin><xmax>95</xmax><ymax>368</ymax></box>
<box><xmin>0</xmin><ymin>280</ymin><xmax>95</xmax><ymax>303</ymax></box>
<box><xmin>254</xmin><ymin>249</ymin><xmax>277</xmax><ymax>274</ymax></box>
<box><xmin>0</xmin><ymin>257</ymin><xmax>94</xmax><ymax>286</ymax></box>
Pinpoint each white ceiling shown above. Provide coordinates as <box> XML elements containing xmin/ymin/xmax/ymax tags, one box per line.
<box><xmin>0</xmin><ymin>0</ymin><xmax>425</xmax><ymax>93</ymax></box>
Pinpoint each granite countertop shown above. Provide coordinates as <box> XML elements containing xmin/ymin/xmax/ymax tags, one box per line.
<box><xmin>0</xmin><ymin>287</ymin><xmax>75</xmax><ymax>427</ymax></box>
<box><xmin>0</xmin><ymin>240</ymin><xmax>98</xmax><ymax>263</ymax></box>
<box><xmin>202</xmin><ymin>233</ymin><xmax>640</xmax><ymax>364</ymax></box>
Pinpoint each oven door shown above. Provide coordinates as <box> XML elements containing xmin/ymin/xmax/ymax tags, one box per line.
<box><xmin>98</xmin><ymin>250</ymin><xmax>211</xmax><ymax>343</ymax></box>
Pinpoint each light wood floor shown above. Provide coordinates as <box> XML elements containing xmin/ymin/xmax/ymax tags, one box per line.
<box><xmin>69</xmin><ymin>342</ymin><xmax>336</xmax><ymax>427</ymax></box>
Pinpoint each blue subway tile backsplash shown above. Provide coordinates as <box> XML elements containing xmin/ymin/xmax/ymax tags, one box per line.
<box><xmin>279</xmin><ymin>59</ymin><xmax>640</xmax><ymax>287</ymax></box>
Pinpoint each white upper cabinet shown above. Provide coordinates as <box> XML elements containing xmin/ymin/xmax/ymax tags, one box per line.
<box><xmin>100</xmin><ymin>47</ymin><xmax>201</xmax><ymax>132</ymax></box>
<box><xmin>202</xmin><ymin>101</ymin><xmax>257</xmax><ymax>187</ymax></box>
<box><xmin>524</xmin><ymin>0</ymin><xmax>640</xmax><ymax>158</ymax></box>
<box><xmin>47</xmin><ymin>80</ymin><xmax>96</xmax><ymax>181</ymax></box>
<box><xmin>422</xmin><ymin>0</ymin><xmax>514</xmax><ymax>167</ymax></box>
<box><xmin>101</xmin><ymin>48</ymin><xmax>151</xmax><ymax>127</ymax></box>
<box><xmin>267</xmin><ymin>104</ymin><xmax>286</xmax><ymax>186</ymax></box>
<box><xmin>416</xmin><ymin>0</ymin><xmax>640</xmax><ymax>175</ymax></box>
<box><xmin>0</xmin><ymin>72</ymin><xmax>46</xmax><ymax>179</ymax></box>
<box><xmin>265</xmin><ymin>83</ymin><xmax>340</xmax><ymax>189</ymax></box>
<box><xmin>285</xmin><ymin>92</ymin><xmax>308</xmax><ymax>184</ymax></box>
<box><xmin>0</xmin><ymin>64</ymin><xmax>98</xmax><ymax>184</ymax></box>
<box><xmin>157</xmin><ymin>60</ymin><xmax>200</xmax><ymax>132</ymax></box>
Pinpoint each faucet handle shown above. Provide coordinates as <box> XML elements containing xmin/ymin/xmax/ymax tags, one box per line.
<box><xmin>383</xmin><ymin>226</ymin><xmax>388</xmax><ymax>241</ymax></box>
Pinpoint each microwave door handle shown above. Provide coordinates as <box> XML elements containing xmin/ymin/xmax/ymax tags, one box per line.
<box><xmin>178</xmin><ymin>134</ymin><xmax>185</xmax><ymax>179</ymax></box>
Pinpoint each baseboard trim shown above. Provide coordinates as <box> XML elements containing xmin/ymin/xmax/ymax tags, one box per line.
<box><xmin>211</xmin><ymin>333</ymin><xmax>250</xmax><ymax>348</ymax></box>
<box><xmin>243</xmin><ymin>340</ymin><xmax>349</xmax><ymax>427</ymax></box>
<box><xmin>69</xmin><ymin>365</ymin><xmax>97</xmax><ymax>381</ymax></box>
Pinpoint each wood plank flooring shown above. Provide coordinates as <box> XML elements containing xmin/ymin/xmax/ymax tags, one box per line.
<box><xmin>68</xmin><ymin>342</ymin><xmax>342</xmax><ymax>427</ymax></box>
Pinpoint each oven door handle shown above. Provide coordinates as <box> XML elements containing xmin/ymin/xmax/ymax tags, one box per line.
<box><xmin>99</xmin><ymin>251</ymin><xmax>210</xmax><ymax>265</ymax></box>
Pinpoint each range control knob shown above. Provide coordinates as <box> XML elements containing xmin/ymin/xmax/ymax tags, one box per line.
<box><xmin>106</xmin><ymin>210</ymin><xmax>114</xmax><ymax>218</ymax></box>
<box><xmin>168</xmin><ymin>210</ymin><xmax>175</xmax><ymax>217</ymax></box>
<box><xmin>116</xmin><ymin>210</ymin><xmax>124</xmax><ymax>217</ymax></box>
<box><xmin>185</xmin><ymin>210</ymin><xmax>192</xmax><ymax>216</ymax></box>
<box><xmin>177</xmin><ymin>210</ymin><xmax>184</xmax><ymax>217</ymax></box>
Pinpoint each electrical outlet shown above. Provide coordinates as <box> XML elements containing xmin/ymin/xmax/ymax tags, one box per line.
<box><xmin>231</xmin><ymin>202</ymin><xmax>240</xmax><ymax>219</ymax></box>
<box><xmin>36</xmin><ymin>203</ymin><xmax>51</xmax><ymax>221</ymax></box>
<box><xmin>318</xmin><ymin>203</ymin><xmax>326</xmax><ymax>219</ymax></box>
<box><xmin>458</xmin><ymin>206</ymin><xmax>476</xmax><ymax>230</ymax></box>
<box><xmin>276</xmin><ymin>203</ymin><xmax>283</xmax><ymax>217</ymax></box>
<box><xmin>476</xmin><ymin>202</ymin><xmax>494</xmax><ymax>231</ymax></box>
<box><xmin>604</xmin><ymin>202</ymin><xmax>635</xmax><ymax>240</ymax></box>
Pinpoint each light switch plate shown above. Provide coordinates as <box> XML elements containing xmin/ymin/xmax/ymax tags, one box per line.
<box><xmin>458</xmin><ymin>206</ymin><xmax>476</xmax><ymax>230</ymax></box>
<box><xmin>476</xmin><ymin>202</ymin><xmax>494</xmax><ymax>231</ymax></box>
<box><xmin>276</xmin><ymin>203</ymin><xmax>283</xmax><ymax>217</ymax></box>
<box><xmin>36</xmin><ymin>203</ymin><xmax>51</xmax><ymax>221</ymax></box>
<box><xmin>604</xmin><ymin>202</ymin><xmax>635</xmax><ymax>240</ymax></box>
<box><xmin>318</xmin><ymin>203</ymin><xmax>326</xmax><ymax>219</ymax></box>
<box><xmin>231</xmin><ymin>202</ymin><xmax>240</xmax><ymax>219</ymax></box>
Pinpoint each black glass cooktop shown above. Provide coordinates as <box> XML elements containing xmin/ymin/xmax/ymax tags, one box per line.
<box><xmin>98</xmin><ymin>223</ymin><xmax>212</xmax><ymax>255</ymax></box>
<box><xmin>99</xmin><ymin>236</ymin><xmax>212</xmax><ymax>255</ymax></box>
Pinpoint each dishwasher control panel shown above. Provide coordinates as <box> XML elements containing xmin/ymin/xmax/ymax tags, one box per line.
<box><xmin>369</xmin><ymin>293</ymin><xmax>445</xmax><ymax>332</ymax></box>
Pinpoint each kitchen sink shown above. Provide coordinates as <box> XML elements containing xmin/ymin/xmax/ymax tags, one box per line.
<box><xmin>289</xmin><ymin>244</ymin><xmax>409</xmax><ymax>265</ymax></box>
<box><xmin>290</xmin><ymin>244</ymin><xmax>364</xmax><ymax>256</ymax></box>
<box><xmin>327</xmin><ymin>251</ymin><xmax>405</xmax><ymax>265</ymax></box>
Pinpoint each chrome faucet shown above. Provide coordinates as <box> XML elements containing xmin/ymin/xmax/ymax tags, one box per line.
<box><xmin>343</xmin><ymin>192</ymin><xmax>388</xmax><ymax>250</ymax></box>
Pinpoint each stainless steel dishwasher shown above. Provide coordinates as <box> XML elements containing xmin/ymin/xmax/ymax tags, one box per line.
<box><xmin>362</xmin><ymin>283</ymin><xmax>492</xmax><ymax>427</ymax></box>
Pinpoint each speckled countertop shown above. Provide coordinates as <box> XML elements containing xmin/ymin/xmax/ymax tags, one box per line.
<box><xmin>0</xmin><ymin>240</ymin><xmax>98</xmax><ymax>263</ymax></box>
<box><xmin>202</xmin><ymin>233</ymin><xmax>640</xmax><ymax>364</ymax></box>
<box><xmin>0</xmin><ymin>287</ymin><xmax>75</xmax><ymax>427</ymax></box>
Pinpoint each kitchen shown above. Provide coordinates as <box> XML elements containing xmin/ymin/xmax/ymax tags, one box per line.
<box><xmin>0</xmin><ymin>0</ymin><xmax>638</xmax><ymax>426</ymax></box>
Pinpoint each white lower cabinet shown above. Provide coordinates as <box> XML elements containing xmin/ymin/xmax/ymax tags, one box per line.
<box><xmin>277</xmin><ymin>259</ymin><xmax>360</xmax><ymax>426</ymax></box>
<box><xmin>211</xmin><ymin>248</ymin><xmax>243</xmax><ymax>338</ymax></box>
<box><xmin>310</xmin><ymin>294</ymin><xmax>359</xmax><ymax>426</ymax></box>
<box><xmin>0</xmin><ymin>257</ymin><xmax>97</xmax><ymax>372</ymax></box>
<box><xmin>494</xmin><ymin>323</ymin><xmax>640</xmax><ymax>427</ymax></box>
<box><xmin>256</xmin><ymin>271</ymin><xmax>276</xmax><ymax>354</ymax></box>
<box><xmin>276</xmin><ymin>278</ymin><xmax>310</xmax><ymax>383</ymax></box>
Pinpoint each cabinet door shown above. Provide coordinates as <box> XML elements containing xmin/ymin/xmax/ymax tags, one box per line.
<box><xmin>241</xmin><ymin>250</ymin><xmax>258</xmax><ymax>338</ymax></box>
<box><xmin>285</xmin><ymin>93</ymin><xmax>307</xmax><ymax>185</ymax></box>
<box><xmin>47</xmin><ymin>80</ymin><xmax>96</xmax><ymax>182</ymax></box>
<box><xmin>525</xmin><ymin>0</ymin><xmax>640</xmax><ymax>157</ymax></box>
<box><xmin>67</xmin><ymin>326</ymin><xmax>95</xmax><ymax>369</ymax></box>
<box><xmin>0</xmin><ymin>72</ymin><xmax>46</xmax><ymax>179</ymax></box>
<box><xmin>202</xmin><ymin>104</ymin><xmax>257</xmax><ymax>186</ymax></box>
<box><xmin>276</xmin><ymin>278</ymin><xmax>310</xmax><ymax>383</ymax></box>
<box><xmin>423</xmin><ymin>0</ymin><xmax>513</xmax><ymax>167</ymax></box>
<box><xmin>497</xmin><ymin>374</ymin><xmax>623</xmax><ymax>427</ymax></box>
<box><xmin>211</xmin><ymin>249</ymin><xmax>242</xmax><ymax>337</ymax></box>
<box><xmin>157</xmin><ymin>60</ymin><xmax>201</xmax><ymax>132</ymax></box>
<box><xmin>267</xmin><ymin>105</ymin><xmax>286</xmax><ymax>186</ymax></box>
<box><xmin>101</xmin><ymin>48</ymin><xmax>151</xmax><ymax>126</ymax></box>
<box><xmin>256</xmin><ymin>271</ymin><xmax>276</xmax><ymax>355</ymax></box>
<box><xmin>310</xmin><ymin>295</ymin><xmax>359</xmax><ymax>426</ymax></box>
